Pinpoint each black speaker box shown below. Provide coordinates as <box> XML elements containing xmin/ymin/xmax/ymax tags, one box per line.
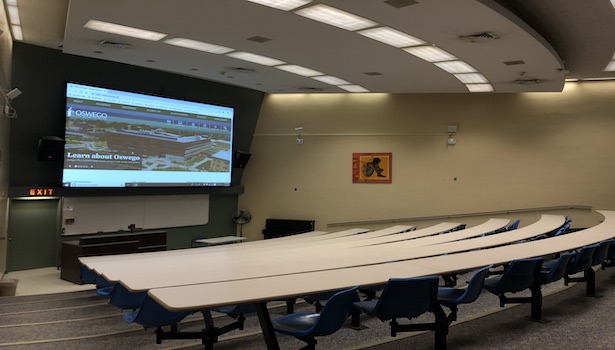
<box><xmin>37</xmin><ymin>136</ymin><xmax>65</xmax><ymax>161</ymax></box>
<box><xmin>234</xmin><ymin>150</ymin><xmax>251</xmax><ymax>168</ymax></box>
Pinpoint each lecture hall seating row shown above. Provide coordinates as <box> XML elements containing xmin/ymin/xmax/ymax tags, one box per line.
<box><xmin>79</xmin><ymin>210</ymin><xmax>615</xmax><ymax>350</ymax></box>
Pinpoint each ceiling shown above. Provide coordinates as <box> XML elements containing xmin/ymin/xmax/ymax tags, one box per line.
<box><xmin>8</xmin><ymin>0</ymin><xmax>615</xmax><ymax>93</ymax></box>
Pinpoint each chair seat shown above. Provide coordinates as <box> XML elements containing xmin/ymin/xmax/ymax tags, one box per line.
<box><xmin>213</xmin><ymin>304</ymin><xmax>256</xmax><ymax>316</ymax></box>
<box><xmin>436</xmin><ymin>287</ymin><xmax>465</xmax><ymax>304</ymax></box>
<box><xmin>272</xmin><ymin>312</ymin><xmax>321</xmax><ymax>335</ymax></box>
<box><xmin>123</xmin><ymin>310</ymin><xmax>139</xmax><ymax>323</ymax></box>
<box><xmin>352</xmin><ymin>300</ymin><xmax>378</xmax><ymax>317</ymax></box>
<box><xmin>95</xmin><ymin>286</ymin><xmax>115</xmax><ymax>296</ymax></box>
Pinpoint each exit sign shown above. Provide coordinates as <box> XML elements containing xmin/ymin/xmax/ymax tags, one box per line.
<box><xmin>29</xmin><ymin>188</ymin><xmax>56</xmax><ymax>196</ymax></box>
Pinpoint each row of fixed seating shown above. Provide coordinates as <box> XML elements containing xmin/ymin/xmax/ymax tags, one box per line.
<box><xmin>273</xmin><ymin>237</ymin><xmax>615</xmax><ymax>350</ymax></box>
<box><xmin>78</xmin><ymin>216</ymin><xmax>615</xmax><ymax>350</ymax></box>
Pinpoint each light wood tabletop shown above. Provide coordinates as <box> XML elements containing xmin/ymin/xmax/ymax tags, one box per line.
<box><xmin>148</xmin><ymin>210</ymin><xmax>615</xmax><ymax>312</ymax></box>
<box><xmin>103</xmin><ymin>215</ymin><xmax>563</xmax><ymax>291</ymax></box>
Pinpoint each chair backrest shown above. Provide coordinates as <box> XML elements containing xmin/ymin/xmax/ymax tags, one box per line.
<box><xmin>606</xmin><ymin>240</ymin><xmax>615</xmax><ymax>260</ymax></box>
<box><xmin>540</xmin><ymin>252</ymin><xmax>575</xmax><ymax>285</ymax></box>
<box><xmin>372</xmin><ymin>276</ymin><xmax>439</xmax><ymax>321</ymax></box>
<box><xmin>124</xmin><ymin>295</ymin><xmax>190</xmax><ymax>327</ymax></box>
<box><xmin>491</xmin><ymin>257</ymin><xmax>543</xmax><ymax>293</ymax></box>
<box><xmin>507</xmin><ymin>220</ymin><xmax>521</xmax><ymax>231</ymax></box>
<box><xmin>567</xmin><ymin>244</ymin><xmax>598</xmax><ymax>274</ymax></box>
<box><xmin>592</xmin><ymin>241</ymin><xmax>611</xmax><ymax>266</ymax></box>
<box><xmin>80</xmin><ymin>265</ymin><xmax>98</xmax><ymax>284</ymax></box>
<box><xmin>444</xmin><ymin>224</ymin><xmax>466</xmax><ymax>233</ymax></box>
<box><xmin>452</xmin><ymin>266</ymin><xmax>491</xmax><ymax>304</ymax></box>
<box><xmin>310</xmin><ymin>286</ymin><xmax>358</xmax><ymax>337</ymax></box>
<box><xmin>109</xmin><ymin>283</ymin><xmax>147</xmax><ymax>310</ymax></box>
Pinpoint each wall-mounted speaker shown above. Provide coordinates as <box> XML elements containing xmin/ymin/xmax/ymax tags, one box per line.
<box><xmin>233</xmin><ymin>150</ymin><xmax>251</xmax><ymax>168</ymax></box>
<box><xmin>37</xmin><ymin>136</ymin><xmax>65</xmax><ymax>161</ymax></box>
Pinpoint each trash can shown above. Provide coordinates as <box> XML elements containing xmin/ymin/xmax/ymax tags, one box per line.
<box><xmin>0</xmin><ymin>279</ymin><xmax>18</xmax><ymax>297</ymax></box>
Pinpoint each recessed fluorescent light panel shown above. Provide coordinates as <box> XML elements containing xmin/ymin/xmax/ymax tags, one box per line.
<box><xmin>84</xmin><ymin>20</ymin><xmax>167</xmax><ymax>41</ymax></box>
<box><xmin>404</xmin><ymin>46</ymin><xmax>457</xmax><ymax>62</ymax></box>
<box><xmin>6</xmin><ymin>0</ymin><xmax>22</xmax><ymax>40</ymax></box>
<box><xmin>434</xmin><ymin>60</ymin><xmax>477</xmax><ymax>74</ymax></box>
<box><xmin>247</xmin><ymin>0</ymin><xmax>313</xmax><ymax>11</ymax></box>
<box><xmin>11</xmin><ymin>25</ymin><xmax>23</xmax><ymax>40</ymax></box>
<box><xmin>358</xmin><ymin>27</ymin><xmax>425</xmax><ymax>48</ymax></box>
<box><xmin>7</xmin><ymin>5</ymin><xmax>20</xmax><ymax>25</ymax></box>
<box><xmin>339</xmin><ymin>85</ymin><xmax>370</xmax><ymax>93</ymax></box>
<box><xmin>227</xmin><ymin>51</ymin><xmax>286</xmax><ymax>66</ymax></box>
<box><xmin>466</xmin><ymin>84</ymin><xmax>493</xmax><ymax>92</ymax></box>
<box><xmin>454</xmin><ymin>73</ymin><xmax>489</xmax><ymax>84</ymax></box>
<box><xmin>276</xmin><ymin>65</ymin><xmax>323</xmax><ymax>76</ymax></box>
<box><xmin>295</xmin><ymin>4</ymin><xmax>377</xmax><ymax>31</ymax></box>
<box><xmin>312</xmin><ymin>75</ymin><xmax>351</xmax><ymax>85</ymax></box>
<box><xmin>604</xmin><ymin>60</ymin><xmax>615</xmax><ymax>72</ymax></box>
<box><xmin>165</xmin><ymin>38</ymin><xmax>234</xmax><ymax>54</ymax></box>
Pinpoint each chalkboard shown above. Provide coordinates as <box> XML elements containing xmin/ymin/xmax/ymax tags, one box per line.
<box><xmin>61</xmin><ymin>195</ymin><xmax>209</xmax><ymax>235</ymax></box>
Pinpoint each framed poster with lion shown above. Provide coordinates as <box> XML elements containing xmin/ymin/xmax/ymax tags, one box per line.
<box><xmin>352</xmin><ymin>152</ymin><xmax>392</xmax><ymax>183</ymax></box>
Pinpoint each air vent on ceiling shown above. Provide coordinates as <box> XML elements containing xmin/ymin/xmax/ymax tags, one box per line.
<box><xmin>384</xmin><ymin>0</ymin><xmax>419</xmax><ymax>8</ymax></box>
<box><xmin>247</xmin><ymin>36</ymin><xmax>272</xmax><ymax>43</ymax></box>
<box><xmin>298</xmin><ymin>87</ymin><xmax>324</xmax><ymax>92</ymax></box>
<box><xmin>514</xmin><ymin>79</ymin><xmax>541</xmax><ymax>85</ymax></box>
<box><xmin>229</xmin><ymin>67</ymin><xmax>256</xmax><ymax>73</ymax></box>
<box><xmin>459</xmin><ymin>32</ymin><xmax>499</xmax><ymax>43</ymax></box>
<box><xmin>98</xmin><ymin>40</ymin><xmax>130</xmax><ymax>49</ymax></box>
<box><xmin>504</xmin><ymin>60</ymin><xmax>526</xmax><ymax>66</ymax></box>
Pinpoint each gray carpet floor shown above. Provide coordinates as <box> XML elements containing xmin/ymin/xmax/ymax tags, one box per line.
<box><xmin>0</xmin><ymin>268</ymin><xmax>613</xmax><ymax>349</ymax></box>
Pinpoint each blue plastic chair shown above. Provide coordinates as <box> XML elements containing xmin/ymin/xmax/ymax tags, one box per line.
<box><xmin>565</xmin><ymin>242</ymin><xmax>608</xmax><ymax>296</ymax></box>
<box><xmin>539</xmin><ymin>252</ymin><xmax>575</xmax><ymax>286</ymax></box>
<box><xmin>272</xmin><ymin>286</ymin><xmax>358</xmax><ymax>349</ymax></box>
<box><xmin>125</xmin><ymin>296</ymin><xmax>256</xmax><ymax>349</ymax></box>
<box><xmin>483</xmin><ymin>257</ymin><xmax>544</xmax><ymax>320</ymax></box>
<box><xmin>124</xmin><ymin>295</ymin><xmax>191</xmax><ymax>344</ymax></box>
<box><xmin>94</xmin><ymin>275</ymin><xmax>116</xmax><ymax>296</ymax></box>
<box><xmin>438</xmin><ymin>266</ymin><xmax>491</xmax><ymax>324</ymax></box>
<box><xmin>108</xmin><ymin>283</ymin><xmax>147</xmax><ymax>310</ymax></box>
<box><xmin>352</xmin><ymin>276</ymin><xmax>446</xmax><ymax>349</ymax></box>
<box><xmin>79</xmin><ymin>265</ymin><xmax>98</xmax><ymax>284</ymax></box>
<box><xmin>601</xmin><ymin>239</ymin><xmax>615</xmax><ymax>269</ymax></box>
<box><xmin>303</xmin><ymin>290</ymin><xmax>341</xmax><ymax>312</ymax></box>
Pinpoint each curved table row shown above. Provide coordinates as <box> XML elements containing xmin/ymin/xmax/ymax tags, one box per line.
<box><xmin>142</xmin><ymin>210</ymin><xmax>615</xmax><ymax>350</ymax></box>
<box><xmin>85</xmin><ymin>215</ymin><xmax>562</xmax><ymax>291</ymax></box>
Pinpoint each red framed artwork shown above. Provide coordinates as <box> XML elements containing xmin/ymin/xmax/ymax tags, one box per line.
<box><xmin>352</xmin><ymin>152</ymin><xmax>392</xmax><ymax>183</ymax></box>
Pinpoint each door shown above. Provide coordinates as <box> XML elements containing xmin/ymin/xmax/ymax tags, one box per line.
<box><xmin>7</xmin><ymin>199</ymin><xmax>60</xmax><ymax>271</ymax></box>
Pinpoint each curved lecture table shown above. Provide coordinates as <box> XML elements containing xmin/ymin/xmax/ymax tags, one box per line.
<box><xmin>92</xmin><ymin>216</ymin><xmax>562</xmax><ymax>290</ymax></box>
<box><xmin>145</xmin><ymin>210</ymin><xmax>615</xmax><ymax>350</ymax></box>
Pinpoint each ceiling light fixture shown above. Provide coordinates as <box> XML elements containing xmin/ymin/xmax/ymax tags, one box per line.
<box><xmin>338</xmin><ymin>84</ymin><xmax>370</xmax><ymax>93</ymax></box>
<box><xmin>358</xmin><ymin>27</ymin><xmax>425</xmax><ymax>48</ymax></box>
<box><xmin>454</xmin><ymin>73</ymin><xmax>489</xmax><ymax>84</ymax></box>
<box><xmin>276</xmin><ymin>64</ymin><xmax>323</xmax><ymax>76</ymax></box>
<box><xmin>227</xmin><ymin>51</ymin><xmax>286</xmax><ymax>66</ymax></box>
<box><xmin>312</xmin><ymin>75</ymin><xmax>351</xmax><ymax>85</ymax></box>
<box><xmin>165</xmin><ymin>38</ymin><xmax>234</xmax><ymax>54</ymax></box>
<box><xmin>246</xmin><ymin>0</ymin><xmax>312</xmax><ymax>11</ymax></box>
<box><xmin>84</xmin><ymin>20</ymin><xmax>167</xmax><ymax>41</ymax></box>
<box><xmin>295</xmin><ymin>4</ymin><xmax>377</xmax><ymax>31</ymax></box>
<box><xmin>434</xmin><ymin>60</ymin><xmax>477</xmax><ymax>74</ymax></box>
<box><xmin>466</xmin><ymin>84</ymin><xmax>494</xmax><ymax>92</ymax></box>
<box><xmin>404</xmin><ymin>45</ymin><xmax>457</xmax><ymax>62</ymax></box>
<box><xmin>5</xmin><ymin>0</ymin><xmax>23</xmax><ymax>40</ymax></box>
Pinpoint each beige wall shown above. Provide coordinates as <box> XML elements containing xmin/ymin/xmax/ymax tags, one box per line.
<box><xmin>0</xmin><ymin>6</ymin><xmax>13</xmax><ymax>274</ymax></box>
<box><xmin>238</xmin><ymin>82</ymin><xmax>615</xmax><ymax>240</ymax></box>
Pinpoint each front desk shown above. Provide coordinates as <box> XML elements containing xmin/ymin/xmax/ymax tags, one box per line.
<box><xmin>60</xmin><ymin>230</ymin><xmax>167</xmax><ymax>284</ymax></box>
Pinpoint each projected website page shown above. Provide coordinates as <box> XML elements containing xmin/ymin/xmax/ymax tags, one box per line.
<box><xmin>62</xmin><ymin>83</ymin><xmax>234</xmax><ymax>187</ymax></box>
